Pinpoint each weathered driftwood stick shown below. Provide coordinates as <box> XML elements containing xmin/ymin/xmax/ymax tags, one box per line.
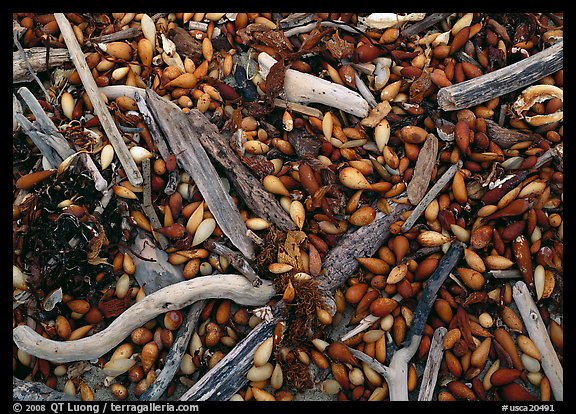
<box><xmin>131</xmin><ymin>231</ymin><xmax>183</xmax><ymax>294</ymax></box>
<box><xmin>178</xmin><ymin>118</ymin><xmax>296</xmax><ymax>233</ymax></box>
<box><xmin>54</xmin><ymin>13</ymin><xmax>143</xmax><ymax>187</ymax></box>
<box><xmin>407</xmin><ymin>134</ymin><xmax>439</xmax><ymax>205</ymax></box>
<box><xmin>513</xmin><ymin>281</ymin><xmax>563</xmax><ymax>401</ymax></box>
<box><xmin>13</xmin><ymin>377</ymin><xmax>78</xmax><ymax>401</ymax></box>
<box><xmin>354</xmin><ymin>70</ymin><xmax>378</xmax><ymax>108</ymax></box>
<box><xmin>258</xmin><ymin>52</ymin><xmax>370</xmax><ymax>118</ymax></box>
<box><xmin>401</xmin><ymin>13</ymin><xmax>452</xmax><ymax>37</ymax></box>
<box><xmin>140</xmin><ymin>301</ymin><xmax>205</xmax><ymax>401</ymax></box>
<box><xmin>485</xmin><ymin>119</ymin><xmax>535</xmax><ymax>149</ymax></box>
<box><xmin>17</xmin><ymin>87</ymin><xmax>74</xmax><ymax>160</ymax></box>
<box><xmin>17</xmin><ymin>87</ymin><xmax>108</xmax><ymax>192</ymax></box>
<box><xmin>145</xmin><ymin>90</ymin><xmax>255</xmax><ymax>259</ymax></box>
<box><xmin>89</xmin><ymin>27</ymin><xmax>141</xmax><ymax>44</ymax></box>
<box><xmin>437</xmin><ymin>41</ymin><xmax>563</xmax><ymax>111</ymax></box>
<box><xmin>204</xmin><ymin>239</ymin><xmax>262</xmax><ymax>287</ymax></box>
<box><xmin>13</xmin><ymin>47</ymin><xmax>71</xmax><ymax>83</ymax></box>
<box><xmin>273</xmin><ymin>98</ymin><xmax>324</xmax><ymax>119</ymax></box>
<box><xmin>132</xmin><ymin>90</ymin><xmax>172</xmax><ymax>161</ymax></box>
<box><xmin>141</xmin><ymin>159</ymin><xmax>169</xmax><ymax>250</ymax></box>
<box><xmin>348</xmin><ymin>242</ymin><xmax>464</xmax><ymax>401</ymax></box>
<box><xmin>179</xmin><ymin>311</ymin><xmax>279</xmax><ymax>401</ymax></box>
<box><xmin>406</xmin><ymin>242</ymin><xmax>465</xmax><ymax>342</ymax></box>
<box><xmin>318</xmin><ymin>199</ymin><xmax>412</xmax><ymax>294</ymax></box>
<box><xmin>418</xmin><ymin>327</ymin><xmax>447</xmax><ymax>401</ymax></box>
<box><xmin>13</xmin><ymin>275</ymin><xmax>275</xmax><ymax>363</ymax></box>
<box><xmin>535</xmin><ymin>143</ymin><xmax>563</xmax><ymax>170</ymax></box>
<box><xmin>401</xmin><ymin>161</ymin><xmax>462</xmax><ymax>232</ymax></box>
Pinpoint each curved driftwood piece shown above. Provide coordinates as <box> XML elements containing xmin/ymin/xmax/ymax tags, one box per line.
<box><xmin>13</xmin><ymin>377</ymin><xmax>78</xmax><ymax>401</ymax></box>
<box><xmin>13</xmin><ymin>47</ymin><xmax>70</xmax><ymax>83</ymax></box>
<box><xmin>13</xmin><ymin>275</ymin><xmax>275</xmax><ymax>363</ymax></box>
<box><xmin>318</xmin><ymin>199</ymin><xmax>412</xmax><ymax>294</ymax></box>
<box><xmin>513</xmin><ymin>281</ymin><xmax>563</xmax><ymax>401</ymax></box>
<box><xmin>145</xmin><ymin>90</ymin><xmax>255</xmax><ymax>259</ymax></box>
<box><xmin>258</xmin><ymin>52</ymin><xmax>370</xmax><ymax>118</ymax></box>
<box><xmin>140</xmin><ymin>301</ymin><xmax>205</xmax><ymax>401</ymax></box>
<box><xmin>437</xmin><ymin>41</ymin><xmax>563</xmax><ymax>111</ymax></box>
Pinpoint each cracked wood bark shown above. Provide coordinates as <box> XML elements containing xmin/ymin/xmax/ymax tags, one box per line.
<box><xmin>13</xmin><ymin>377</ymin><xmax>78</xmax><ymax>401</ymax></box>
<box><xmin>140</xmin><ymin>301</ymin><xmax>205</xmax><ymax>401</ymax></box>
<box><xmin>317</xmin><ymin>198</ymin><xmax>412</xmax><ymax>295</ymax></box>
<box><xmin>145</xmin><ymin>89</ymin><xmax>255</xmax><ymax>259</ymax></box>
<box><xmin>175</xmin><ymin>108</ymin><xmax>297</xmax><ymax>233</ymax></box>
<box><xmin>179</xmin><ymin>309</ymin><xmax>280</xmax><ymax>401</ymax></box>
<box><xmin>13</xmin><ymin>275</ymin><xmax>275</xmax><ymax>363</ymax></box>
<box><xmin>13</xmin><ymin>47</ymin><xmax>70</xmax><ymax>83</ymax></box>
<box><xmin>418</xmin><ymin>327</ymin><xmax>447</xmax><ymax>401</ymax></box>
<box><xmin>513</xmin><ymin>281</ymin><xmax>563</xmax><ymax>401</ymax></box>
<box><xmin>54</xmin><ymin>13</ymin><xmax>143</xmax><ymax>187</ymax></box>
<box><xmin>437</xmin><ymin>41</ymin><xmax>563</xmax><ymax>111</ymax></box>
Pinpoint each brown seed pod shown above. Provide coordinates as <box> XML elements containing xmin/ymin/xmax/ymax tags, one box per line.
<box><xmin>500</xmin><ymin>383</ymin><xmax>538</xmax><ymax>401</ymax></box>
<box><xmin>326</xmin><ymin>342</ymin><xmax>360</xmax><ymax>367</ymax></box>
<box><xmin>447</xmin><ymin>380</ymin><xmax>476</xmax><ymax>401</ymax></box>
<box><xmin>370</xmin><ymin>297</ymin><xmax>398</xmax><ymax>317</ymax></box>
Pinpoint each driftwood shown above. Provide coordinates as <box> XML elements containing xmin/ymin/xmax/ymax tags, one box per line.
<box><xmin>513</xmin><ymin>281</ymin><xmax>563</xmax><ymax>401</ymax></box>
<box><xmin>176</xmin><ymin>114</ymin><xmax>297</xmax><ymax>233</ymax></box>
<box><xmin>437</xmin><ymin>41</ymin><xmax>563</xmax><ymax>111</ymax></box>
<box><xmin>132</xmin><ymin>231</ymin><xmax>184</xmax><ymax>294</ymax></box>
<box><xmin>418</xmin><ymin>327</ymin><xmax>447</xmax><ymax>401</ymax></box>
<box><xmin>54</xmin><ymin>13</ymin><xmax>143</xmax><ymax>187</ymax></box>
<box><xmin>145</xmin><ymin>90</ymin><xmax>255</xmax><ymax>259</ymax></box>
<box><xmin>13</xmin><ymin>47</ymin><xmax>71</xmax><ymax>83</ymax></box>
<box><xmin>204</xmin><ymin>239</ymin><xmax>262</xmax><ymax>287</ymax></box>
<box><xmin>179</xmin><ymin>309</ymin><xmax>280</xmax><ymax>401</ymax></box>
<box><xmin>12</xmin><ymin>275</ymin><xmax>275</xmax><ymax>363</ymax></box>
<box><xmin>180</xmin><ymin>202</ymin><xmax>412</xmax><ymax>400</ymax></box>
<box><xmin>89</xmin><ymin>27</ymin><xmax>141</xmax><ymax>44</ymax></box>
<box><xmin>349</xmin><ymin>242</ymin><xmax>465</xmax><ymax>400</ymax></box>
<box><xmin>13</xmin><ymin>377</ymin><xmax>78</xmax><ymax>401</ymax></box>
<box><xmin>407</xmin><ymin>134</ymin><xmax>439</xmax><ymax>205</ymax></box>
<box><xmin>258</xmin><ymin>52</ymin><xmax>370</xmax><ymax>118</ymax></box>
<box><xmin>401</xmin><ymin>13</ymin><xmax>452</xmax><ymax>37</ymax></box>
<box><xmin>317</xmin><ymin>199</ymin><xmax>412</xmax><ymax>295</ymax></box>
<box><xmin>140</xmin><ymin>301</ymin><xmax>205</xmax><ymax>401</ymax></box>
<box><xmin>401</xmin><ymin>161</ymin><xmax>462</xmax><ymax>232</ymax></box>
<box><xmin>141</xmin><ymin>159</ymin><xmax>169</xmax><ymax>250</ymax></box>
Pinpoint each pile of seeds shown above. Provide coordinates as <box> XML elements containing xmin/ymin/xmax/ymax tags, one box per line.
<box><xmin>13</xmin><ymin>12</ymin><xmax>562</xmax><ymax>402</ymax></box>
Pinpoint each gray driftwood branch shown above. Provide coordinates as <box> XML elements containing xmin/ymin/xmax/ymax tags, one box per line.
<box><xmin>437</xmin><ymin>41</ymin><xmax>563</xmax><ymax>111</ymax></box>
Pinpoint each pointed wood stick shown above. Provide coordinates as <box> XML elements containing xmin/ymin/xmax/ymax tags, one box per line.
<box><xmin>401</xmin><ymin>161</ymin><xmax>462</xmax><ymax>233</ymax></box>
<box><xmin>437</xmin><ymin>41</ymin><xmax>563</xmax><ymax>111</ymax></box>
<box><xmin>418</xmin><ymin>327</ymin><xmax>447</xmax><ymax>401</ymax></box>
<box><xmin>513</xmin><ymin>281</ymin><xmax>563</xmax><ymax>401</ymax></box>
<box><xmin>54</xmin><ymin>13</ymin><xmax>143</xmax><ymax>187</ymax></box>
<box><xmin>401</xmin><ymin>13</ymin><xmax>451</xmax><ymax>37</ymax></box>
<box><xmin>141</xmin><ymin>159</ymin><xmax>169</xmax><ymax>250</ymax></box>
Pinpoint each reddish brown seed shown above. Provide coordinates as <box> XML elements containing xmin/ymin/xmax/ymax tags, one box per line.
<box><xmin>447</xmin><ymin>380</ymin><xmax>476</xmax><ymax>400</ymax></box>
<box><xmin>490</xmin><ymin>368</ymin><xmax>522</xmax><ymax>386</ymax></box>
<box><xmin>461</xmin><ymin>62</ymin><xmax>483</xmax><ymax>79</ymax></box>
<box><xmin>470</xmin><ymin>225</ymin><xmax>493</xmax><ymax>249</ymax></box>
<box><xmin>326</xmin><ymin>342</ymin><xmax>360</xmax><ymax>367</ymax></box>
<box><xmin>455</xmin><ymin>121</ymin><xmax>471</xmax><ymax>155</ymax></box>
<box><xmin>370</xmin><ymin>297</ymin><xmax>398</xmax><ymax>317</ymax></box>
<box><xmin>500</xmin><ymin>383</ymin><xmax>538</xmax><ymax>401</ymax></box>
<box><xmin>16</xmin><ymin>169</ymin><xmax>56</xmax><ymax>189</ymax></box>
